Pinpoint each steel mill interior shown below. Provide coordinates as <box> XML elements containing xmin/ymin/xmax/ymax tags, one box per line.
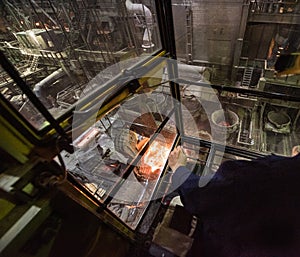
<box><xmin>0</xmin><ymin>0</ymin><xmax>300</xmax><ymax>257</ymax></box>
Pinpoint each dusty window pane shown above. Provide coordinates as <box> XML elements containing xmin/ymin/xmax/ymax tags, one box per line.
<box><xmin>0</xmin><ymin>0</ymin><xmax>161</xmax><ymax>130</ymax></box>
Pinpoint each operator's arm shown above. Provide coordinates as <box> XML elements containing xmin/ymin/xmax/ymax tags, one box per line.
<box><xmin>168</xmin><ymin>146</ymin><xmax>200</xmax><ymax>203</ymax></box>
<box><xmin>168</xmin><ymin>146</ymin><xmax>234</xmax><ymax>215</ymax></box>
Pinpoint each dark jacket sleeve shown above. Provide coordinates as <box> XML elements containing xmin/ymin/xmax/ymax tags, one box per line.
<box><xmin>171</xmin><ymin>154</ymin><xmax>300</xmax><ymax>257</ymax></box>
<box><xmin>171</xmin><ymin>166</ymin><xmax>200</xmax><ymax>194</ymax></box>
<box><xmin>172</xmin><ymin>164</ymin><xmax>235</xmax><ymax>215</ymax></box>
<box><xmin>171</xmin><ymin>166</ymin><xmax>199</xmax><ymax>209</ymax></box>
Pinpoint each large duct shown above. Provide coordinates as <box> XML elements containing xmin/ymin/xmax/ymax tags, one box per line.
<box><xmin>125</xmin><ymin>0</ymin><xmax>154</xmax><ymax>48</ymax></box>
<box><xmin>177</xmin><ymin>63</ymin><xmax>210</xmax><ymax>82</ymax></box>
<box><xmin>33</xmin><ymin>68</ymin><xmax>65</xmax><ymax>107</ymax></box>
<box><xmin>178</xmin><ymin>63</ymin><xmax>206</xmax><ymax>74</ymax></box>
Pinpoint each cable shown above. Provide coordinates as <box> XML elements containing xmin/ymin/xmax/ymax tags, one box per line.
<box><xmin>49</xmin><ymin>135</ymin><xmax>68</xmax><ymax>186</ymax></box>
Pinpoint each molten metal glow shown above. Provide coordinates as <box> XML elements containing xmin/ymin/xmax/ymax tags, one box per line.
<box><xmin>143</xmin><ymin>141</ymin><xmax>170</xmax><ymax>173</ymax></box>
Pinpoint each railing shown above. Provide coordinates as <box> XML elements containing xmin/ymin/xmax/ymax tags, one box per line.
<box><xmin>172</xmin><ymin>0</ymin><xmax>193</xmax><ymax>6</ymax></box>
<box><xmin>250</xmin><ymin>0</ymin><xmax>300</xmax><ymax>14</ymax></box>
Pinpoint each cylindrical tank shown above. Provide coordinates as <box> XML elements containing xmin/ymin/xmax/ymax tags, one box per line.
<box><xmin>211</xmin><ymin>109</ymin><xmax>239</xmax><ymax>139</ymax></box>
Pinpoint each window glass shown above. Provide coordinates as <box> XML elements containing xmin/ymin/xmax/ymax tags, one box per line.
<box><xmin>58</xmin><ymin>84</ymin><xmax>176</xmax><ymax>229</ymax></box>
<box><xmin>172</xmin><ymin>0</ymin><xmax>300</xmax><ymax>156</ymax></box>
<box><xmin>0</xmin><ymin>68</ymin><xmax>47</xmax><ymax>129</ymax></box>
<box><xmin>0</xmin><ymin>0</ymin><xmax>161</xmax><ymax>130</ymax></box>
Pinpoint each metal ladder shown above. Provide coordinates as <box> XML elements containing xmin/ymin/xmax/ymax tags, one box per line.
<box><xmin>241</xmin><ymin>67</ymin><xmax>254</xmax><ymax>87</ymax></box>
<box><xmin>29</xmin><ymin>56</ymin><xmax>39</xmax><ymax>71</ymax></box>
<box><xmin>186</xmin><ymin>7</ymin><xmax>193</xmax><ymax>64</ymax></box>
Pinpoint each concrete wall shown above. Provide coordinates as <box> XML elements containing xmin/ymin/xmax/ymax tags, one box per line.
<box><xmin>192</xmin><ymin>0</ymin><xmax>244</xmax><ymax>65</ymax></box>
<box><xmin>172</xmin><ymin>5</ymin><xmax>189</xmax><ymax>61</ymax></box>
<box><xmin>173</xmin><ymin>0</ymin><xmax>245</xmax><ymax>66</ymax></box>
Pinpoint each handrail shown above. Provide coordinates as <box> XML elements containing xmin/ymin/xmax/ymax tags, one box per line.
<box><xmin>250</xmin><ymin>0</ymin><xmax>300</xmax><ymax>14</ymax></box>
<box><xmin>176</xmin><ymin>78</ymin><xmax>300</xmax><ymax>102</ymax></box>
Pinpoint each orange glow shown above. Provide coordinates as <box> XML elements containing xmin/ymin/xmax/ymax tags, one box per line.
<box><xmin>143</xmin><ymin>141</ymin><xmax>170</xmax><ymax>173</ymax></box>
<box><xmin>134</xmin><ymin>138</ymin><xmax>173</xmax><ymax>181</ymax></box>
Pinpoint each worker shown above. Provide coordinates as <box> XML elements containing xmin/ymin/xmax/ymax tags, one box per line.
<box><xmin>168</xmin><ymin>145</ymin><xmax>300</xmax><ymax>257</ymax></box>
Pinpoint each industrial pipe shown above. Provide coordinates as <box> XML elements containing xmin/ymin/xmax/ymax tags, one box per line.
<box><xmin>125</xmin><ymin>0</ymin><xmax>154</xmax><ymax>48</ymax></box>
<box><xmin>178</xmin><ymin>63</ymin><xmax>207</xmax><ymax>74</ymax></box>
<box><xmin>33</xmin><ymin>68</ymin><xmax>65</xmax><ymax>107</ymax></box>
<box><xmin>177</xmin><ymin>63</ymin><xmax>211</xmax><ymax>82</ymax></box>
